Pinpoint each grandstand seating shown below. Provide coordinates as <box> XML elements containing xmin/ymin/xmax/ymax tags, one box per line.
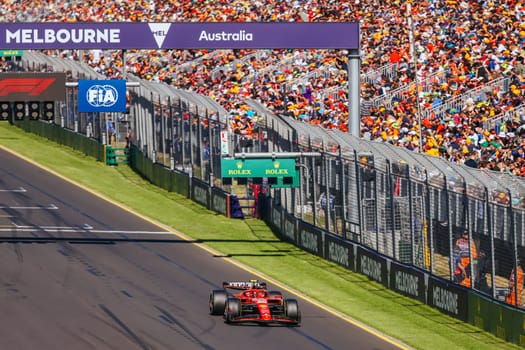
<box><xmin>0</xmin><ymin>0</ymin><xmax>523</xmax><ymax>177</ymax></box>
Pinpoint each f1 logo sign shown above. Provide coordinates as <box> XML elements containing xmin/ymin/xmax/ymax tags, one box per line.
<box><xmin>0</xmin><ymin>73</ymin><xmax>66</xmax><ymax>101</ymax></box>
<box><xmin>0</xmin><ymin>78</ymin><xmax>55</xmax><ymax>96</ymax></box>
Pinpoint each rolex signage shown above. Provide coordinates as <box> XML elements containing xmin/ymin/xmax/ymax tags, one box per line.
<box><xmin>220</xmin><ymin>158</ymin><xmax>296</xmax><ymax>178</ymax></box>
<box><xmin>0</xmin><ymin>50</ymin><xmax>22</xmax><ymax>57</ymax></box>
<box><xmin>220</xmin><ymin>157</ymin><xmax>299</xmax><ymax>188</ymax></box>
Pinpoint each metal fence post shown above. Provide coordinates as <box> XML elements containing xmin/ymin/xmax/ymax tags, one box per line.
<box><xmin>387</xmin><ymin>159</ymin><xmax>396</xmax><ymax>260</ymax></box>
<box><xmin>180</xmin><ymin>99</ymin><xmax>186</xmax><ymax>170</ymax></box>
<box><xmin>354</xmin><ymin>150</ymin><xmax>362</xmax><ymax>244</ymax></box>
<box><xmin>424</xmin><ymin>170</ymin><xmax>433</xmax><ymax>272</ymax></box>
<box><xmin>508</xmin><ymin>188</ymin><xmax>519</xmax><ymax>306</ymax></box>
<box><xmin>338</xmin><ymin>147</ymin><xmax>347</xmax><ymax>239</ymax></box>
<box><xmin>407</xmin><ymin>170</ymin><xmax>415</xmax><ymax>265</ymax></box>
<box><xmin>445</xmin><ymin>176</ymin><xmax>454</xmax><ymax>281</ymax></box>
<box><xmin>485</xmin><ymin>187</ymin><xmax>496</xmax><ymax>299</ymax></box>
<box><xmin>311</xmin><ymin>137</ymin><xmax>318</xmax><ymax>227</ymax></box>
<box><xmin>151</xmin><ymin>92</ymin><xmax>156</xmax><ymax>162</ymax></box>
<box><xmin>161</xmin><ymin>99</ymin><xmax>167</xmax><ymax>166</ymax></box>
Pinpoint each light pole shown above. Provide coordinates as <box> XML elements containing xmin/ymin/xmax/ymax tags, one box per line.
<box><xmin>407</xmin><ymin>3</ymin><xmax>424</xmax><ymax>153</ymax></box>
<box><xmin>296</xmin><ymin>162</ymin><xmax>310</xmax><ymax>220</ymax></box>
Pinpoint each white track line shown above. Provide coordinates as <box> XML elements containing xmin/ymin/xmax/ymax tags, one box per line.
<box><xmin>0</xmin><ymin>187</ymin><xmax>27</xmax><ymax>192</ymax></box>
<box><xmin>12</xmin><ymin>223</ymin><xmax>93</xmax><ymax>230</ymax></box>
<box><xmin>0</xmin><ymin>204</ymin><xmax>58</xmax><ymax>210</ymax></box>
<box><xmin>0</xmin><ymin>227</ymin><xmax>171</xmax><ymax>234</ymax></box>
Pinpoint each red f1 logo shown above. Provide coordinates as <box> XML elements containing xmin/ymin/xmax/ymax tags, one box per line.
<box><xmin>0</xmin><ymin>78</ymin><xmax>56</xmax><ymax>96</ymax></box>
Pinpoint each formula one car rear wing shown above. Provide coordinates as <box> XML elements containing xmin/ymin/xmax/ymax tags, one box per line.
<box><xmin>222</xmin><ymin>280</ymin><xmax>267</xmax><ymax>290</ymax></box>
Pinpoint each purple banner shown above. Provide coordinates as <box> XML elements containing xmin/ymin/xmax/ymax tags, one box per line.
<box><xmin>0</xmin><ymin>22</ymin><xmax>359</xmax><ymax>50</ymax></box>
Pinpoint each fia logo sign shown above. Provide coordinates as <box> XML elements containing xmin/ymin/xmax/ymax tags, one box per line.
<box><xmin>86</xmin><ymin>84</ymin><xmax>118</xmax><ymax>108</ymax></box>
<box><xmin>78</xmin><ymin>80</ymin><xmax>126</xmax><ymax>113</ymax></box>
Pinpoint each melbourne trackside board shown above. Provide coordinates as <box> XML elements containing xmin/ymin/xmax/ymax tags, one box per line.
<box><xmin>0</xmin><ymin>22</ymin><xmax>359</xmax><ymax>50</ymax></box>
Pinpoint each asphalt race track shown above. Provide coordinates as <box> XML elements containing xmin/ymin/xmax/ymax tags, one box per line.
<box><xmin>0</xmin><ymin>148</ymin><xmax>406</xmax><ymax>350</ymax></box>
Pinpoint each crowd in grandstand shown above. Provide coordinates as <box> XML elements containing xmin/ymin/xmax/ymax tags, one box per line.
<box><xmin>1</xmin><ymin>0</ymin><xmax>524</xmax><ymax>175</ymax></box>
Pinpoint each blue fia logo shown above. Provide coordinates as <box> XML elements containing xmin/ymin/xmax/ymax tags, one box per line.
<box><xmin>78</xmin><ymin>80</ymin><xmax>126</xmax><ymax>112</ymax></box>
<box><xmin>86</xmin><ymin>84</ymin><xmax>118</xmax><ymax>108</ymax></box>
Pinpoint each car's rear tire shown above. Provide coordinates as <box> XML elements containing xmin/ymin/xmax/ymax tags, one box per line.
<box><xmin>224</xmin><ymin>297</ymin><xmax>241</xmax><ymax>323</ymax></box>
<box><xmin>209</xmin><ymin>290</ymin><xmax>228</xmax><ymax>315</ymax></box>
<box><xmin>285</xmin><ymin>299</ymin><xmax>301</xmax><ymax>324</ymax></box>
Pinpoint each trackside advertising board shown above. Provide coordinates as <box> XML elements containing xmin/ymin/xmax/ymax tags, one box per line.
<box><xmin>468</xmin><ymin>292</ymin><xmax>525</xmax><ymax>344</ymax></box>
<box><xmin>0</xmin><ymin>50</ymin><xmax>22</xmax><ymax>57</ymax></box>
<box><xmin>282</xmin><ymin>213</ymin><xmax>297</xmax><ymax>244</ymax></box>
<box><xmin>428</xmin><ymin>275</ymin><xmax>468</xmax><ymax>321</ymax></box>
<box><xmin>389</xmin><ymin>260</ymin><xmax>427</xmax><ymax>304</ymax></box>
<box><xmin>324</xmin><ymin>233</ymin><xmax>355</xmax><ymax>271</ymax></box>
<box><xmin>78</xmin><ymin>80</ymin><xmax>126</xmax><ymax>113</ymax></box>
<box><xmin>191</xmin><ymin>178</ymin><xmax>210</xmax><ymax>209</ymax></box>
<box><xmin>0</xmin><ymin>72</ymin><xmax>65</xmax><ymax>101</ymax></box>
<box><xmin>356</xmin><ymin>246</ymin><xmax>388</xmax><ymax>288</ymax></box>
<box><xmin>270</xmin><ymin>205</ymin><xmax>284</xmax><ymax>235</ymax></box>
<box><xmin>297</xmin><ymin>221</ymin><xmax>323</xmax><ymax>257</ymax></box>
<box><xmin>210</xmin><ymin>187</ymin><xmax>230</xmax><ymax>217</ymax></box>
<box><xmin>0</xmin><ymin>23</ymin><xmax>359</xmax><ymax>49</ymax></box>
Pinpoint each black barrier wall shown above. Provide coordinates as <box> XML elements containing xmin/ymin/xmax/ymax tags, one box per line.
<box><xmin>211</xmin><ymin>187</ymin><xmax>230</xmax><ymax>217</ymax></box>
<box><xmin>468</xmin><ymin>293</ymin><xmax>525</xmax><ymax>346</ymax></box>
<box><xmin>356</xmin><ymin>246</ymin><xmax>389</xmax><ymax>288</ymax></box>
<box><xmin>389</xmin><ymin>261</ymin><xmax>427</xmax><ymax>304</ymax></box>
<box><xmin>282</xmin><ymin>213</ymin><xmax>297</xmax><ymax>244</ymax></box>
<box><xmin>297</xmin><ymin>221</ymin><xmax>324</xmax><ymax>257</ymax></box>
<box><xmin>428</xmin><ymin>276</ymin><xmax>469</xmax><ymax>322</ymax></box>
<box><xmin>191</xmin><ymin>178</ymin><xmax>210</xmax><ymax>209</ymax></box>
<box><xmin>324</xmin><ymin>233</ymin><xmax>355</xmax><ymax>272</ymax></box>
<box><xmin>13</xmin><ymin>119</ymin><xmax>104</xmax><ymax>162</ymax></box>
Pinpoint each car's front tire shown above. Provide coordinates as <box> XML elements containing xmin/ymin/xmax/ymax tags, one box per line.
<box><xmin>284</xmin><ymin>299</ymin><xmax>301</xmax><ymax>324</ymax></box>
<box><xmin>224</xmin><ymin>297</ymin><xmax>241</xmax><ymax>323</ymax></box>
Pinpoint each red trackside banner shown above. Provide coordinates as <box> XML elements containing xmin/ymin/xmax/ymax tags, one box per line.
<box><xmin>0</xmin><ymin>72</ymin><xmax>66</xmax><ymax>101</ymax></box>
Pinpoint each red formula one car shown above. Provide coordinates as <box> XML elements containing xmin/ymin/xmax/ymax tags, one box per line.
<box><xmin>209</xmin><ymin>280</ymin><xmax>301</xmax><ymax>326</ymax></box>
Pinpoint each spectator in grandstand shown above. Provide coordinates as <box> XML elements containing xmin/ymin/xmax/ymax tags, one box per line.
<box><xmin>106</xmin><ymin>115</ymin><xmax>116</xmax><ymax>146</ymax></box>
<box><xmin>173</xmin><ymin>136</ymin><xmax>183</xmax><ymax>165</ymax></box>
<box><xmin>202</xmin><ymin>139</ymin><xmax>211</xmax><ymax>175</ymax></box>
<box><xmin>454</xmin><ymin>230</ymin><xmax>478</xmax><ymax>287</ymax></box>
<box><xmin>454</xmin><ymin>254</ymin><xmax>471</xmax><ymax>288</ymax></box>
<box><xmin>455</xmin><ymin>230</ymin><xmax>478</xmax><ymax>260</ymax></box>
<box><xmin>474</xmin><ymin>250</ymin><xmax>490</xmax><ymax>293</ymax></box>
<box><xmin>506</xmin><ymin>258</ymin><xmax>524</xmax><ymax>307</ymax></box>
<box><xmin>319</xmin><ymin>191</ymin><xmax>336</xmax><ymax>227</ymax></box>
<box><xmin>464</xmin><ymin>151</ymin><xmax>480</xmax><ymax>168</ymax></box>
<box><xmin>125</xmin><ymin>128</ymin><xmax>133</xmax><ymax>148</ymax></box>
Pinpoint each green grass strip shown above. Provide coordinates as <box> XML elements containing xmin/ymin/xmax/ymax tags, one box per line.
<box><xmin>0</xmin><ymin>123</ymin><xmax>520</xmax><ymax>350</ymax></box>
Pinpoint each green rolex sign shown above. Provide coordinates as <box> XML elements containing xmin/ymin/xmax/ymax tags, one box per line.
<box><xmin>220</xmin><ymin>157</ymin><xmax>299</xmax><ymax>188</ymax></box>
<box><xmin>221</xmin><ymin>158</ymin><xmax>296</xmax><ymax>178</ymax></box>
<box><xmin>0</xmin><ymin>50</ymin><xmax>22</xmax><ymax>57</ymax></box>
